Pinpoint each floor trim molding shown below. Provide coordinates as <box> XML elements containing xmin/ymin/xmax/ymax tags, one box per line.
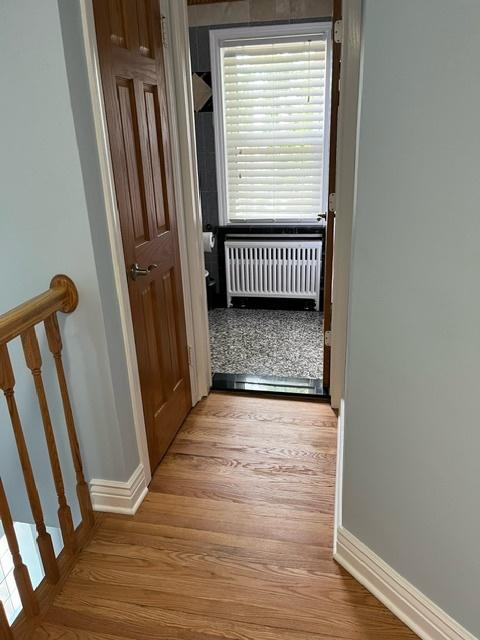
<box><xmin>334</xmin><ymin>528</ymin><xmax>477</xmax><ymax>640</ymax></box>
<box><xmin>89</xmin><ymin>463</ymin><xmax>148</xmax><ymax>515</ymax></box>
<box><xmin>333</xmin><ymin>399</ymin><xmax>344</xmax><ymax>548</ymax></box>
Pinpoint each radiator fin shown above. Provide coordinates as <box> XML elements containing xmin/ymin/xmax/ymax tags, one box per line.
<box><xmin>225</xmin><ymin>239</ymin><xmax>322</xmax><ymax>309</ymax></box>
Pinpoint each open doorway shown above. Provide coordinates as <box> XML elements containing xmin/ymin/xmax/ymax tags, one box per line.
<box><xmin>188</xmin><ymin>1</ymin><xmax>338</xmax><ymax>397</ymax></box>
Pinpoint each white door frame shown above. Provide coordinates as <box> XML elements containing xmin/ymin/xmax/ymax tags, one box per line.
<box><xmin>167</xmin><ymin>0</ymin><xmax>359</xmax><ymax>409</ymax></box>
<box><xmin>160</xmin><ymin>0</ymin><xmax>211</xmax><ymax>401</ymax></box>
<box><xmin>332</xmin><ymin>0</ymin><xmax>362</xmax><ymax>538</ymax></box>
<box><xmin>79</xmin><ymin>0</ymin><xmax>211</xmax><ymax>481</ymax></box>
<box><xmin>330</xmin><ymin>0</ymin><xmax>362</xmax><ymax>408</ymax></box>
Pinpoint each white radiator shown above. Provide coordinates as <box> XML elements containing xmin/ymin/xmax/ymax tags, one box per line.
<box><xmin>225</xmin><ymin>237</ymin><xmax>323</xmax><ymax>309</ymax></box>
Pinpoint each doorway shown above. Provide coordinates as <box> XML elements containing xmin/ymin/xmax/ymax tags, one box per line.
<box><xmin>188</xmin><ymin>3</ymin><xmax>339</xmax><ymax>397</ymax></box>
<box><xmin>78</xmin><ymin>0</ymin><xmax>359</xmax><ymax>517</ymax></box>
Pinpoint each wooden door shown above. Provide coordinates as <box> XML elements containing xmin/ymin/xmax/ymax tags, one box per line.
<box><xmin>323</xmin><ymin>0</ymin><xmax>342</xmax><ymax>389</ymax></box>
<box><xmin>93</xmin><ymin>0</ymin><xmax>191</xmax><ymax>470</ymax></box>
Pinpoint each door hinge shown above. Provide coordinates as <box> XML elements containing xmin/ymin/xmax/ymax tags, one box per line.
<box><xmin>324</xmin><ymin>330</ymin><xmax>332</xmax><ymax>348</ymax></box>
<box><xmin>187</xmin><ymin>345</ymin><xmax>193</xmax><ymax>366</ymax></box>
<box><xmin>328</xmin><ymin>192</ymin><xmax>336</xmax><ymax>213</ymax></box>
<box><xmin>160</xmin><ymin>15</ymin><xmax>167</xmax><ymax>48</ymax></box>
<box><xmin>334</xmin><ymin>19</ymin><xmax>343</xmax><ymax>44</ymax></box>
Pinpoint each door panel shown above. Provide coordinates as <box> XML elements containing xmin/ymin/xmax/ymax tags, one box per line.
<box><xmin>115</xmin><ymin>78</ymin><xmax>150</xmax><ymax>246</ymax></box>
<box><xmin>93</xmin><ymin>0</ymin><xmax>191</xmax><ymax>470</ymax></box>
<box><xmin>107</xmin><ymin>0</ymin><xmax>128</xmax><ymax>48</ymax></box>
<box><xmin>142</xmin><ymin>86</ymin><xmax>169</xmax><ymax>234</ymax></box>
<box><xmin>136</xmin><ymin>0</ymin><xmax>154</xmax><ymax>57</ymax></box>
<box><xmin>161</xmin><ymin>270</ymin><xmax>181</xmax><ymax>387</ymax></box>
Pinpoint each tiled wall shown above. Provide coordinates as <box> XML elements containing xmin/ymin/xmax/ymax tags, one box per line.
<box><xmin>189</xmin><ymin>1</ymin><xmax>332</xmax><ymax>300</ymax></box>
<box><xmin>190</xmin><ymin>23</ymin><xmax>219</xmax><ymax>289</ymax></box>
<box><xmin>188</xmin><ymin>0</ymin><xmax>332</xmax><ymax>27</ymax></box>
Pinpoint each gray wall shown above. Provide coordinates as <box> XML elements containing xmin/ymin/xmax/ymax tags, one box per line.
<box><xmin>56</xmin><ymin>0</ymin><xmax>140</xmax><ymax>480</ymax></box>
<box><xmin>342</xmin><ymin>0</ymin><xmax>480</xmax><ymax>635</ymax></box>
<box><xmin>0</xmin><ymin>0</ymin><xmax>140</xmax><ymax>525</ymax></box>
<box><xmin>188</xmin><ymin>0</ymin><xmax>332</xmax><ymax>26</ymax></box>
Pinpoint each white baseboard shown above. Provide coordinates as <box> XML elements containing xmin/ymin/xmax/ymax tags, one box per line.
<box><xmin>89</xmin><ymin>463</ymin><xmax>148</xmax><ymax>515</ymax></box>
<box><xmin>333</xmin><ymin>398</ymin><xmax>345</xmax><ymax>552</ymax></box>
<box><xmin>334</xmin><ymin>528</ymin><xmax>477</xmax><ymax>640</ymax></box>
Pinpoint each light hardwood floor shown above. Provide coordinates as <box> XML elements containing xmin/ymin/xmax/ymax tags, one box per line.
<box><xmin>33</xmin><ymin>393</ymin><xmax>417</xmax><ymax>639</ymax></box>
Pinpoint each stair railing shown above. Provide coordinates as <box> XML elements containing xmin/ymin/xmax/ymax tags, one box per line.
<box><xmin>0</xmin><ymin>275</ymin><xmax>94</xmax><ymax>639</ymax></box>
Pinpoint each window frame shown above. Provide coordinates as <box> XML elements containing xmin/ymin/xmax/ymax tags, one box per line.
<box><xmin>210</xmin><ymin>21</ymin><xmax>332</xmax><ymax>227</ymax></box>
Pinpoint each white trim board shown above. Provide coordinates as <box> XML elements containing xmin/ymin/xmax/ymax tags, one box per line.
<box><xmin>90</xmin><ymin>464</ymin><xmax>148</xmax><ymax>515</ymax></box>
<box><xmin>329</xmin><ymin>0</ymin><xmax>362</xmax><ymax>409</ymax></box>
<box><xmin>333</xmin><ymin>398</ymin><xmax>345</xmax><ymax>550</ymax></box>
<box><xmin>335</xmin><ymin>528</ymin><xmax>477</xmax><ymax>640</ymax></box>
<box><xmin>161</xmin><ymin>0</ymin><xmax>211</xmax><ymax>400</ymax></box>
<box><xmin>161</xmin><ymin>0</ymin><xmax>201</xmax><ymax>402</ymax></box>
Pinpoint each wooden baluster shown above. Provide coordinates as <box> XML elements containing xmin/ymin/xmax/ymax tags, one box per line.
<box><xmin>0</xmin><ymin>477</ymin><xmax>39</xmax><ymax>618</ymax></box>
<box><xmin>21</xmin><ymin>327</ymin><xmax>76</xmax><ymax>553</ymax></box>
<box><xmin>44</xmin><ymin>314</ymin><xmax>94</xmax><ymax>528</ymax></box>
<box><xmin>0</xmin><ymin>601</ymin><xmax>13</xmax><ymax>640</ymax></box>
<box><xmin>0</xmin><ymin>344</ymin><xmax>59</xmax><ymax>584</ymax></box>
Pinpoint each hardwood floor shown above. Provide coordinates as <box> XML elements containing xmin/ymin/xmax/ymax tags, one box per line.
<box><xmin>32</xmin><ymin>393</ymin><xmax>417</xmax><ymax>639</ymax></box>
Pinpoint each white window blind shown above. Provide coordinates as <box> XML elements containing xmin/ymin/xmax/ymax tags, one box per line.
<box><xmin>212</xmin><ymin>25</ymin><xmax>331</xmax><ymax>224</ymax></box>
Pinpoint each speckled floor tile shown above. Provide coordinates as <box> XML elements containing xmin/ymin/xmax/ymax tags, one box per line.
<box><xmin>208</xmin><ymin>308</ymin><xmax>323</xmax><ymax>379</ymax></box>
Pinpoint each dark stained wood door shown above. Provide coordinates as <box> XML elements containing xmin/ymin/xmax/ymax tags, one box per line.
<box><xmin>323</xmin><ymin>0</ymin><xmax>342</xmax><ymax>389</ymax></box>
<box><xmin>93</xmin><ymin>0</ymin><xmax>191</xmax><ymax>470</ymax></box>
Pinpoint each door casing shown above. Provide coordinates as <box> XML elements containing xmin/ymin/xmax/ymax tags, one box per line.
<box><xmin>174</xmin><ymin>0</ymin><xmax>358</xmax><ymax>408</ymax></box>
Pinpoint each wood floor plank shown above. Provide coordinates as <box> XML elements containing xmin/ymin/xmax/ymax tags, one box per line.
<box><xmin>175</xmin><ymin>420</ymin><xmax>338</xmax><ymax>447</ymax></box>
<box><xmin>188</xmin><ymin>401</ymin><xmax>336</xmax><ymax>427</ymax></box>
<box><xmin>66</xmin><ymin>556</ymin><xmax>378</xmax><ymax>616</ymax></box>
<box><xmin>169</xmin><ymin>438</ymin><xmax>336</xmax><ymax>465</ymax></box>
<box><xmin>155</xmin><ymin>451</ymin><xmax>336</xmax><ymax>479</ymax></box>
<box><xmin>96</xmin><ymin>518</ymin><xmax>336</xmax><ymax>565</ymax></box>
<box><xmin>152</xmin><ymin>454</ymin><xmax>336</xmax><ymax>491</ymax></box>
<box><xmin>85</xmin><ymin>535</ymin><xmax>341</xmax><ymax>574</ymax></box>
<box><xmin>32</xmin><ymin>623</ymin><xmax>127</xmax><ymax>640</ymax></box>
<box><xmin>148</xmin><ymin>474</ymin><xmax>335</xmax><ymax>513</ymax></box>
<box><xmin>53</xmin><ymin>579</ymin><xmax>415</xmax><ymax>640</ymax></box>
<box><xmin>42</xmin><ymin>599</ymin><xmax>358</xmax><ymax>640</ymax></box>
<box><xmin>124</xmin><ymin>506</ymin><xmax>333</xmax><ymax>545</ymax></box>
<box><xmin>140</xmin><ymin>491</ymin><xmax>333</xmax><ymax>523</ymax></box>
<box><xmin>38</xmin><ymin>392</ymin><xmax>417</xmax><ymax>639</ymax></box>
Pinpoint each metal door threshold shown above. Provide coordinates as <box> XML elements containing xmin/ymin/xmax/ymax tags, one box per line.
<box><xmin>212</xmin><ymin>372</ymin><xmax>329</xmax><ymax>399</ymax></box>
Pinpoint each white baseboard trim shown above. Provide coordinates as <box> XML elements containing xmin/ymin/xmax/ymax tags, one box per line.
<box><xmin>334</xmin><ymin>528</ymin><xmax>477</xmax><ymax>640</ymax></box>
<box><xmin>333</xmin><ymin>398</ymin><xmax>345</xmax><ymax>552</ymax></box>
<box><xmin>89</xmin><ymin>463</ymin><xmax>148</xmax><ymax>515</ymax></box>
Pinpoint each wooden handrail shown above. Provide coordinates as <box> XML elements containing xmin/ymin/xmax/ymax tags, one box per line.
<box><xmin>0</xmin><ymin>275</ymin><xmax>94</xmax><ymax>638</ymax></box>
<box><xmin>0</xmin><ymin>275</ymin><xmax>78</xmax><ymax>346</ymax></box>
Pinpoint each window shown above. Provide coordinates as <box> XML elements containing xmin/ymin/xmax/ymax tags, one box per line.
<box><xmin>210</xmin><ymin>23</ymin><xmax>331</xmax><ymax>225</ymax></box>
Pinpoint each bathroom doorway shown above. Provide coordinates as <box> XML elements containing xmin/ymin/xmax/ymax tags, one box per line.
<box><xmin>188</xmin><ymin>0</ymin><xmax>340</xmax><ymax>397</ymax></box>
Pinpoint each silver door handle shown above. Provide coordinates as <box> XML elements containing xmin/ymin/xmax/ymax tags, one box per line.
<box><xmin>129</xmin><ymin>263</ymin><xmax>158</xmax><ymax>281</ymax></box>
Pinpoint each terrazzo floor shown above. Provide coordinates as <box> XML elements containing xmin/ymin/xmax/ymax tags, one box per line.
<box><xmin>208</xmin><ymin>308</ymin><xmax>324</xmax><ymax>379</ymax></box>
